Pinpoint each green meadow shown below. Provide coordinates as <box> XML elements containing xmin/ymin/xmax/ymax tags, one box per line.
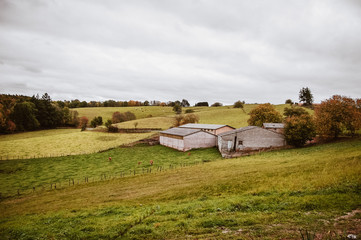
<box><xmin>0</xmin><ymin>139</ymin><xmax>360</xmax><ymax>239</ymax></box>
<box><xmin>1</xmin><ymin>104</ymin><xmax>359</xmax><ymax>239</ymax></box>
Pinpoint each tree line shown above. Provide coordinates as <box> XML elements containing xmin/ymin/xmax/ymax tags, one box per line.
<box><xmin>0</xmin><ymin>93</ymin><xmax>81</xmax><ymax>133</ymax></box>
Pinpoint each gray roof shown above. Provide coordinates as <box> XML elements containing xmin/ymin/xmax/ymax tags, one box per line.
<box><xmin>160</xmin><ymin>127</ymin><xmax>202</xmax><ymax>137</ymax></box>
<box><xmin>179</xmin><ymin>123</ymin><xmax>234</xmax><ymax>130</ymax></box>
<box><xmin>218</xmin><ymin>126</ymin><xmax>258</xmax><ymax>137</ymax></box>
<box><xmin>263</xmin><ymin>123</ymin><xmax>285</xmax><ymax>129</ymax></box>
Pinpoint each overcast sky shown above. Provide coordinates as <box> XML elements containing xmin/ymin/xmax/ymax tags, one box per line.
<box><xmin>0</xmin><ymin>0</ymin><xmax>360</xmax><ymax>105</ymax></box>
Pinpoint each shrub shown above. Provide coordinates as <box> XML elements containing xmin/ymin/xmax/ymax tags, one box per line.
<box><xmin>173</xmin><ymin>113</ymin><xmax>199</xmax><ymax>127</ymax></box>
<box><xmin>90</xmin><ymin>116</ymin><xmax>103</xmax><ymax>128</ymax></box>
<box><xmin>285</xmin><ymin>99</ymin><xmax>293</xmax><ymax>105</ymax></box>
<box><xmin>108</xmin><ymin>125</ymin><xmax>119</xmax><ymax>133</ymax></box>
<box><xmin>185</xmin><ymin>109</ymin><xmax>194</xmax><ymax>113</ymax></box>
<box><xmin>211</xmin><ymin>102</ymin><xmax>223</xmax><ymax>107</ymax></box>
<box><xmin>112</xmin><ymin>111</ymin><xmax>136</xmax><ymax>123</ymax></box>
<box><xmin>233</xmin><ymin>100</ymin><xmax>245</xmax><ymax>108</ymax></box>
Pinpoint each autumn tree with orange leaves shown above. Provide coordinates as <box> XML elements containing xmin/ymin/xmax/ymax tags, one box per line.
<box><xmin>314</xmin><ymin>95</ymin><xmax>361</xmax><ymax>138</ymax></box>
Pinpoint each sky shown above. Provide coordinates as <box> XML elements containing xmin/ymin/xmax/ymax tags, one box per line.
<box><xmin>0</xmin><ymin>0</ymin><xmax>360</xmax><ymax>105</ymax></box>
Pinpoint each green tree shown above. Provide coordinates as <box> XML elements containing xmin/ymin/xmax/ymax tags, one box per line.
<box><xmin>285</xmin><ymin>99</ymin><xmax>293</xmax><ymax>105</ymax></box>
<box><xmin>284</xmin><ymin>112</ymin><xmax>316</xmax><ymax>147</ymax></box>
<box><xmin>181</xmin><ymin>99</ymin><xmax>190</xmax><ymax>107</ymax></box>
<box><xmin>173</xmin><ymin>103</ymin><xmax>182</xmax><ymax>114</ymax></box>
<box><xmin>299</xmin><ymin>87</ymin><xmax>313</xmax><ymax>107</ymax></box>
<box><xmin>247</xmin><ymin>103</ymin><xmax>282</xmax><ymax>127</ymax></box>
<box><xmin>283</xmin><ymin>106</ymin><xmax>308</xmax><ymax>118</ymax></box>
<box><xmin>90</xmin><ymin>116</ymin><xmax>103</xmax><ymax>128</ymax></box>
<box><xmin>11</xmin><ymin>102</ymin><xmax>40</xmax><ymax>131</ymax></box>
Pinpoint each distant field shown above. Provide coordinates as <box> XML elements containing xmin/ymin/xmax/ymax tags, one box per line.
<box><xmin>0</xmin><ymin>129</ymin><xmax>153</xmax><ymax>160</ymax></box>
<box><xmin>75</xmin><ymin>106</ymin><xmax>175</xmax><ymax>121</ymax></box>
<box><xmin>0</xmin><ymin>139</ymin><xmax>360</xmax><ymax>239</ymax></box>
<box><xmin>77</xmin><ymin>104</ymin><xmax>293</xmax><ymax>129</ymax></box>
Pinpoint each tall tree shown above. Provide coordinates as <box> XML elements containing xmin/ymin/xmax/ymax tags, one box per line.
<box><xmin>284</xmin><ymin>112</ymin><xmax>316</xmax><ymax>147</ymax></box>
<box><xmin>11</xmin><ymin>102</ymin><xmax>39</xmax><ymax>131</ymax></box>
<box><xmin>181</xmin><ymin>99</ymin><xmax>190</xmax><ymax>107</ymax></box>
<box><xmin>299</xmin><ymin>87</ymin><xmax>313</xmax><ymax>107</ymax></box>
<box><xmin>247</xmin><ymin>103</ymin><xmax>282</xmax><ymax>127</ymax></box>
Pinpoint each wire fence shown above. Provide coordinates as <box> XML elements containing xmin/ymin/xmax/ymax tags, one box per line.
<box><xmin>0</xmin><ymin>161</ymin><xmax>206</xmax><ymax>199</ymax></box>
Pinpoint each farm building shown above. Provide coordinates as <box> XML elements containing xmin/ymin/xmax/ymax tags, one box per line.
<box><xmin>263</xmin><ymin>123</ymin><xmax>285</xmax><ymax>134</ymax></box>
<box><xmin>160</xmin><ymin>127</ymin><xmax>216</xmax><ymax>152</ymax></box>
<box><xmin>218</xmin><ymin>126</ymin><xmax>286</xmax><ymax>158</ymax></box>
<box><xmin>179</xmin><ymin>123</ymin><xmax>234</xmax><ymax>135</ymax></box>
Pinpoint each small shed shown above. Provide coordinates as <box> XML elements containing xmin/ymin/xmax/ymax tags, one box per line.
<box><xmin>263</xmin><ymin>123</ymin><xmax>285</xmax><ymax>134</ymax></box>
<box><xmin>179</xmin><ymin>123</ymin><xmax>235</xmax><ymax>135</ymax></box>
<box><xmin>218</xmin><ymin>126</ymin><xmax>286</xmax><ymax>157</ymax></box>
<box><xmin>160</xmin><ymin>127</ymin><xmax>216</xmax><ymax>152</ymax></box>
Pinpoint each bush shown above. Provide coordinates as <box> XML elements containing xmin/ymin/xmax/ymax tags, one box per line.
<box><xmin>285</xmin><ymin>99</ymin><xmax>293</xmax><ymax>105</ymax></box>
<box><xmin>185</xmin><ymin>109</ymin><xmax>194</xmax><ymax>113</ymax></box>
<box><xmin>108</xmin><ymin>125</ymin><xmax>119</xmax><ymax>133</ymax></box>
<box><xmin>173</xmin><ymin>113</ymin><xmax>199</xmax><ymax>127</ymax></box>
<box><xmin>233</xmin><ymin>100</ymin><xmax>245</xmax><ymax>108</ymax></box>
<box><xmin>211</xmin><ymin>102</ymin><xmax>223</xmax><ymax>107</ymax></box>
<box><xmin>112</xmin><ymin>111</ymin><xmax>136</xmax><ymax>123</ymax></box>
<box><xmin>90</xmin><ymin>116</ymin><xmax>103</xmax><ymax>128</ymax></box>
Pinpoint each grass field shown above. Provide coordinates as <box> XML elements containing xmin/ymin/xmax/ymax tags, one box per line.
<box><xmin>0</xmin><ymin>139</ymin><xmax>360</xmax><ymax>239</ymax></box>
<box><xmin>0</xmin><ymin>129</ymin><xmax>154</xmax><ymax>160</ymax></box>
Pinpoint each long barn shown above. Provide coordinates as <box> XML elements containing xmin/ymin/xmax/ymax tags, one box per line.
<box><xmin>160</xmin><ymin>127</ymin><xmax>216</xmax><ymax>152</ymax></box>
<box><xmin>218</xmin><ymin>126</ymin><xmax>286</xmax><ymax>157</ymax></box>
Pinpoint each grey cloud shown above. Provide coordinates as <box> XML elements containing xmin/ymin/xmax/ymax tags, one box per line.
<box><xmin>0</xmin><ymin>0</ymin><xmax>360</xmax><ymax>104</ymax></box>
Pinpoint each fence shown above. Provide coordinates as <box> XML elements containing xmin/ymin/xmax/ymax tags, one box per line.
<box><xmin>0</xmin><ymin>161</ymin><xmax>207</xmax><ymax>199</ymax></box>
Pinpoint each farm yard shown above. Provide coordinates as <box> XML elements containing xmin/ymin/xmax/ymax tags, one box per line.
<box><xmin>0</xmin><ymin>104</ymin><xmax>361</xmax><ymax>239</ymax></box>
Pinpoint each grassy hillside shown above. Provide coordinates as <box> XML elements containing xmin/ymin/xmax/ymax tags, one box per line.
<box><xmin>1</xmin><ymin>139</ymin><xmax>360</xmax><ymax>239</ymax></box>
<box><xmin>0</xmin><ymin>129</ymin><xmax>153</xmax><ymax>160</ymax></box>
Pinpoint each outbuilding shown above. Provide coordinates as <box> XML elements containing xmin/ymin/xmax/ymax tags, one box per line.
<box><xmin>263</xmin><ymin>123</ymin><xmax>285</xmax><ymax>134</ymax></box>
<box><xmin>179</xmin><ymin>123</ymin><xmax>235</xmax><ymax>135</ymax></box>
<box><xmin>218</xmin><ymin>126</ymin><xmax>286</xmax><ymax>157</ymax></box>
<box><xmin>160</xmin><ymin>127</ymin><xmax>217</xmax><ymax>152</ymax></box>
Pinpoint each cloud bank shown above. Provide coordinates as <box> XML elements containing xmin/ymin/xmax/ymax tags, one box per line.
<box><xmin>0</xmin><ymin>0</ymin><xmax>360</xmax><ymax>104</ymax></box>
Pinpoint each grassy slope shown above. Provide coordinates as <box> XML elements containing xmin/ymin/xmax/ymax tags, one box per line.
<box><xmin>0</xmin><ymin>145</ymin><xmax>220</xmax><ymax>197</ymax></box>
<box><xmin>0</xmin><ymin>139</ymin><xmax>360</xmax><ymax>239</ymax></box>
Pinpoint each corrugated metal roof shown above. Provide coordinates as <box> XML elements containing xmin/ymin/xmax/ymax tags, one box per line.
<box><xmin>263</xmin><ymin>123</ymin><xmax>285</xmax><ymax>128</ymax></box>
<box><xmin>218</xmin><ymin>126</ymin><xmax>258</xmax><ymax>137</ymax></box>
<box><xmin>179</xmin><ymin>123</ymin><xmax>233</xmax><ymax>130</ymax></box>
<box><xmin>160</xmin><ymin>127</ymin><xmax>201</xmax><ymax>137</ymax></box>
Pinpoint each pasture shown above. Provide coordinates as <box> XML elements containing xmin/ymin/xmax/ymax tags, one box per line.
<box><xmin>0</xmin><ymin>129</ymin><xmax>154</xmax><ymax>160</ymax></box>
<box><xmin>1</xmin><ymin>139</ymin><xmax>360</xmax><ymax>239</ymax></box>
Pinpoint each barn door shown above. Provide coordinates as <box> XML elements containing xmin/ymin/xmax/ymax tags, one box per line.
<box><xmin>233</xmin><ymin>136</ymin><xmax>237</xmax><ymax>151</ymax></box>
